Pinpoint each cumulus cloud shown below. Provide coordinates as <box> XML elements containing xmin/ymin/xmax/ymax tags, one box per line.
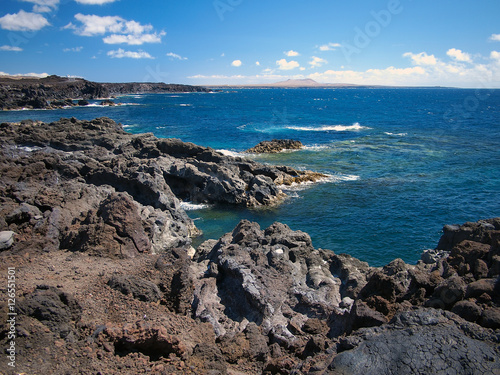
<box><xmin>403</xmin><ymin>52</ymin><xmax>438</xmax><ymax>66</ymax></box>
<box><xmin>67</xmin><ymin>13</ymin><xmax>164</xmax><ymax>45</ymax></box>
<box><xmin>490</xmin><ymin>34</ymin><xmax>500</xmax><ymax>42</ymax></box>
<box><xmin>231</xmin><ymin>60</ymin><xmax>242</xmax><ymax>67</ymax></box>
<box><xmin>103</xmin><ymin>31</ymin><xmax>165</xmax><ymax>45</ymax></box>
<box><xmin>285</xmin><ymin>50</ymin><xmax>300</xmax><ymax>57</ymax></box>
<box><xmin>276</xmin><ymin>58</ymin><xmax>300</xmax><ymax>70</ymax></box>
<box><xmin>0</xmin><ymin>10</ymin><xmax>50</xmax><ymax>31</ymax></box>
<box><xmin>70</xmin><ymin>14</ymin><xmax>151</xmax><ymax>36</ymax></box>
<box><xmin>166</xmin><ymin>52</ymin><xmax>187</xmax><ymax>60</ymax></box>
<box><xmin>256</xmin><ymin>61</ymin><xmax>260</xmax><ymax>66</ymax></box>
<box><xmin>75</xmin><ymin>0</ymin><xmax>118</xmax><ymax>4</ymax></box>
<box><xmin>309</xmin><ymin>56</ymin><xmax>327</xmax><ymax>68</ymax></box>
<box><xmin>319</xmin><ymin>42</ymin><xmax>342</xmax><ymax>51</ymax></box>
<box><xmin>447</xmin><ymin>48</ymin><xmax>472</xmax><ymax>63</ymax></box>
<box><xmin>0</xmin><ymin>45</ymin><xmax>23</xmax><ymax>51</ymax></box>
<box><xmin>20</xmin><ymin>0</ymin><xmax>60</xmax><ymax>13</ymax></box>
<box><xmin>107</xmin><ymin>48</ymin><xmax>154</xmax><ymax>59</ymax></box>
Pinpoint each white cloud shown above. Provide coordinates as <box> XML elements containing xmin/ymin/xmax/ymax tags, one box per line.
<box><xmin>0</xmin><ymin>72</ymin><xmax>49</xmax><ymax>78</ymax></box>
<box><xmin>403</xmin><ymin>52</ymin><xmax>438</xmax><ymax>66</ymax></box>
<box><xmin>166</xmin><ymin>52</ymin><xmax>187</xmax><ymax>60</ymax></box>
<box><xmin>231</xmin><ymin>60</ymin><xmax>242</xmax><ymax>67</ymax></box>
<box><xmin>75</xmin><ymin>0</ymin><xmax>118</xmax><ymax>4</ymax></box>
<box><xmin>319</xmin><ymin>42</ymin><xmax>341</xmax><ymax>51</ymax></box>
<box><xmin>20</xmin><ymin>0</ymin><xmax>59</xmax><ymax>12</ymax></box>
<box><xmin>0</xmin><ymin>45</ymin><xmax>23</xmax><ymax>51</ymax></box>
<box><xmin>276</xmin><ymin>58</ymin><xmax>300</xmax><ymax>70</ymax></box>
<box><xmin>489</xmin><ymin>34</ymin><xmax>500</xmax><ymax>42</ymax></box>
<box><xmin>285</xmin><ymin>50</ymin><xmax>300</xmax><ymax>57</ymax></box>
<box><xmin>0</xmin><ymin>10</ymin><xmax>50</xmax><ymax>31</ymax></box>
<box><xmin>491</xmin><ymin>51</ymin><xmax>500</xmax><ymax>61</ymax></box>
<box><xmin>107</xmin><ymin>48</ymin><xmax>154</xmax><ymax>59</ymax></box>
<box><xmin>63</xmin><ymin>46</ymin><xmax>83</xmax><ymax>52</ymax></box>
<box><xmin>103</xmin><ymin>31</ymin><xmax>165</xmax><ymax>45</ymax></box>
<box><xmin>72</xmin><ymin>14</ymin><xmax>154</xmax><ymax>36</ymax></box>
<box><xmin>255</xmin><ymin>61</ymin><xmax>260</xmax><ymax>66</ymax></box>
<box><xmin>309</xmin><ymin>56</ymin><xmax>327</xmax><ymax>68</ymax></box>
<box><xmin>446</xmin><ymin>48</ymin><xmax>472</xmax><ymax>63</ymax></box>
<box><xmin>68</xmin><ymin>13</ymin><xmax>164</xmax><ymax>45</ymax></box>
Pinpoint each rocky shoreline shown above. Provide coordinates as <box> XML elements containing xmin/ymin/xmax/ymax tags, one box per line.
<box><xmin>0</xmin><ymin>117</ymin><xmax>498</xmax><ymax>374</ymax></box>
<box><xmin>0</xmin><ymin>75</ymin><xmax>211</xmax><ymax>110</ymax></box>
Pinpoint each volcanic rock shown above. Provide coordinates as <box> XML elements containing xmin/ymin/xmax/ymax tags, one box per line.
<box><xmin>246</xmin><ymin>139</ymin><xmax>303</xmax><ymax>153</ymax></box>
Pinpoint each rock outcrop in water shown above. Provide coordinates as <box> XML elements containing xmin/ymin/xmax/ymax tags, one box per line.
<box><xmin>0</xmin><ymin>117</ymin><xmax>498</xmax><ymax>374</ymax></box>
<box><xmin>247</xmin><ymin>139</ymin><xmax>304</xmax><ymax>153</ymax></box>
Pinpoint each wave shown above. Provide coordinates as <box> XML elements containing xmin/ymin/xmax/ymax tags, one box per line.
<box><xmin>180</xmin><ymin>201</ymin><xmax>211</xmax><ymax>211</ymax></box>
<box><xmin>286</xmin><ymin>122</ymin><xmax>370</xmax><ymax>132</ymax></box>
<box><xmin>216</xmin><ymin>149</ymin><xmax>247</xmax><ymax>158</ymax></box>
<box><xmin>280</xmin><ymin>173</ymin><xmax>360</xmax><ymax>191</ymax></box>
<box><xmin>385</xmin><ymin>132</ymin><xmax>408</xmax><ymax>136</ymax></box>
<box><xmin>301</xmin><ymin>144</ymin><xmax>330</xmax><ymax>151</ymax></box>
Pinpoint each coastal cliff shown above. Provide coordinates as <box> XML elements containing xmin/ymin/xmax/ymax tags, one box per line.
<box><xmin>0</xmin><ymin>117</ymin><xmax>498</xmax><ymax>374</ymax></box>
<box><xmin>0</xmin><ymin>75</ymin><xmax>210</xmax><ymax>110</ymax></box>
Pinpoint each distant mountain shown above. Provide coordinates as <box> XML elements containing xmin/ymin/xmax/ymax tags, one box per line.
<box><xmin>270</xmin><ymin>79</ymin><xmax>324</xmax><ymax>87</ymax></box>
<box><xmin>206</xmin><ymin>79</ymin><xmax>363</xmax><ymax>88</ymax></box>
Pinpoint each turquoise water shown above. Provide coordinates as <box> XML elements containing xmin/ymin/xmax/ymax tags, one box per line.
<box><xmin>1</xmin><ymin>88</ymin><xmax>499</xmax><ymax>266</ymax></box>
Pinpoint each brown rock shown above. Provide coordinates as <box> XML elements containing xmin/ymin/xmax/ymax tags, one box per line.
<box><xmin>451</xmin><ymin>300</ymin><xmax>482</xmax><ymax>322</ymax></box>
<box><xmin>465</xmin><ymin>278</ymin><xmax>496</xmax><ymax>299</ymax></box>
<box><xmin>480</xmin><ymin>308</ymin><xmax>500</xmax><ymax>329</ymax></box>
<box><xmin>246</xmin><ymin>139</ymin><xmax>303</xmax><ymax>153</ymax></box>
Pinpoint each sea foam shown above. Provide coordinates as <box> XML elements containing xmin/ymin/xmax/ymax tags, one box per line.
<box><xmin>286</xmin><ymin>122</ymin><xmax>370</xmax><ymax>132</ymax></box>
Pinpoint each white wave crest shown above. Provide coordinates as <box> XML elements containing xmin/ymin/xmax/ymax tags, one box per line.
<box><xmin>280</xmin><ymin>173</ymin><xmax>360</xmax><ymax>191</ymax></box>
<box><xmin>286</xmin><ymin>122</ymin><xmax>370</xmax><ymax>132</ymax></box>
<box><xmin>301</xmin><ymin>144</ymin><xmax>330</xmax><ymax>151</ymax></box>
<box><xmin>216</xmin><ymin>149</ymin><xmax>247</xmax><ymax>158</ymax></box>
<box><xmin>385</xmin><ymin>132</ymin><xmax>407</xmax><ymax>136</ymax></box>
<box><xmin>180</xmin><ymin>202</ymin><xmax>210</xmax><ymax>211</ymax></box>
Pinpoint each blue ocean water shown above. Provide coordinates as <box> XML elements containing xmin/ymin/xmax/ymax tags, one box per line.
<box><xmin>1</xmin><ymin>88</ymin><xmax>499</xmax><ymax>266</ymax></box>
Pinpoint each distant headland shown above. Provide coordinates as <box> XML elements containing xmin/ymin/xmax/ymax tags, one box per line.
<box><xmin>0</xmin><ymin>74</ymin><xmax>211</xmax><ymax>111</ymax></box>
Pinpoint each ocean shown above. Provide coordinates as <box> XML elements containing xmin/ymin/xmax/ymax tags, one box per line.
<box><xmin>1</xmin><ymin>88</ymin><xmax>499</xmax><ymax>266</ymax></box>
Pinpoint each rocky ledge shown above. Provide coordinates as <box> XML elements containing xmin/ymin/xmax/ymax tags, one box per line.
<box><xmin>0</xmin><ymin>118</ymin><xmax>498</xmax><ymax>374</ymax></box>
<box><xmin>247</xmin><ymin>139</ymin><xmax>304</xmax><ymax>153</ymax></box>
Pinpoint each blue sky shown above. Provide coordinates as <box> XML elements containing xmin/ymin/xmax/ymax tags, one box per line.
<box><xmin>0</xmin><ymin>0</ymin><xmax>499</xmax><ymax>87</ymax></box>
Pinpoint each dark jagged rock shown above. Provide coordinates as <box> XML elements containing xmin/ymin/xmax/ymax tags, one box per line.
<box><xmin>17</xmin><ymin>285</ymin><xmax>82</xmax><ymax>340</ymax></box>
<box><xmin>191</xmin><ymin>220</ymin><xmax>372</xmax><ymax>344</ymax></box>
<box><xmin>329</xmin><ymin>309</ymin><xmax>500</xmax><ymax>375</ymax></box>
<box><xmin>246</xmin><ymin>139</ymin><xmax>304</xmax><ymax>153</ymax></box>
<box><xmin>107</xmin><ymin>274</ymin><xmax>161</xmax><ymax>302</ymax></box>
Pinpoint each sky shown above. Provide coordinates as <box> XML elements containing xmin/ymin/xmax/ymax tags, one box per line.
<box><xmin>0</xmin><ymin>0</ymin><xmax>499</xmax><ymax>87</ymax></box>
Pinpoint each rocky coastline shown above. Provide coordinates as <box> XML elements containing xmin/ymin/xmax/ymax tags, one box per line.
<box><xmin>0</xmin><ymin>75</ymin><xmax>210</xmax><ymax>110</ymax></box>
<box><xmin>0</xmin><ymin>117</ymin><xmax>498</xmax><ymax>374</ymax></box>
